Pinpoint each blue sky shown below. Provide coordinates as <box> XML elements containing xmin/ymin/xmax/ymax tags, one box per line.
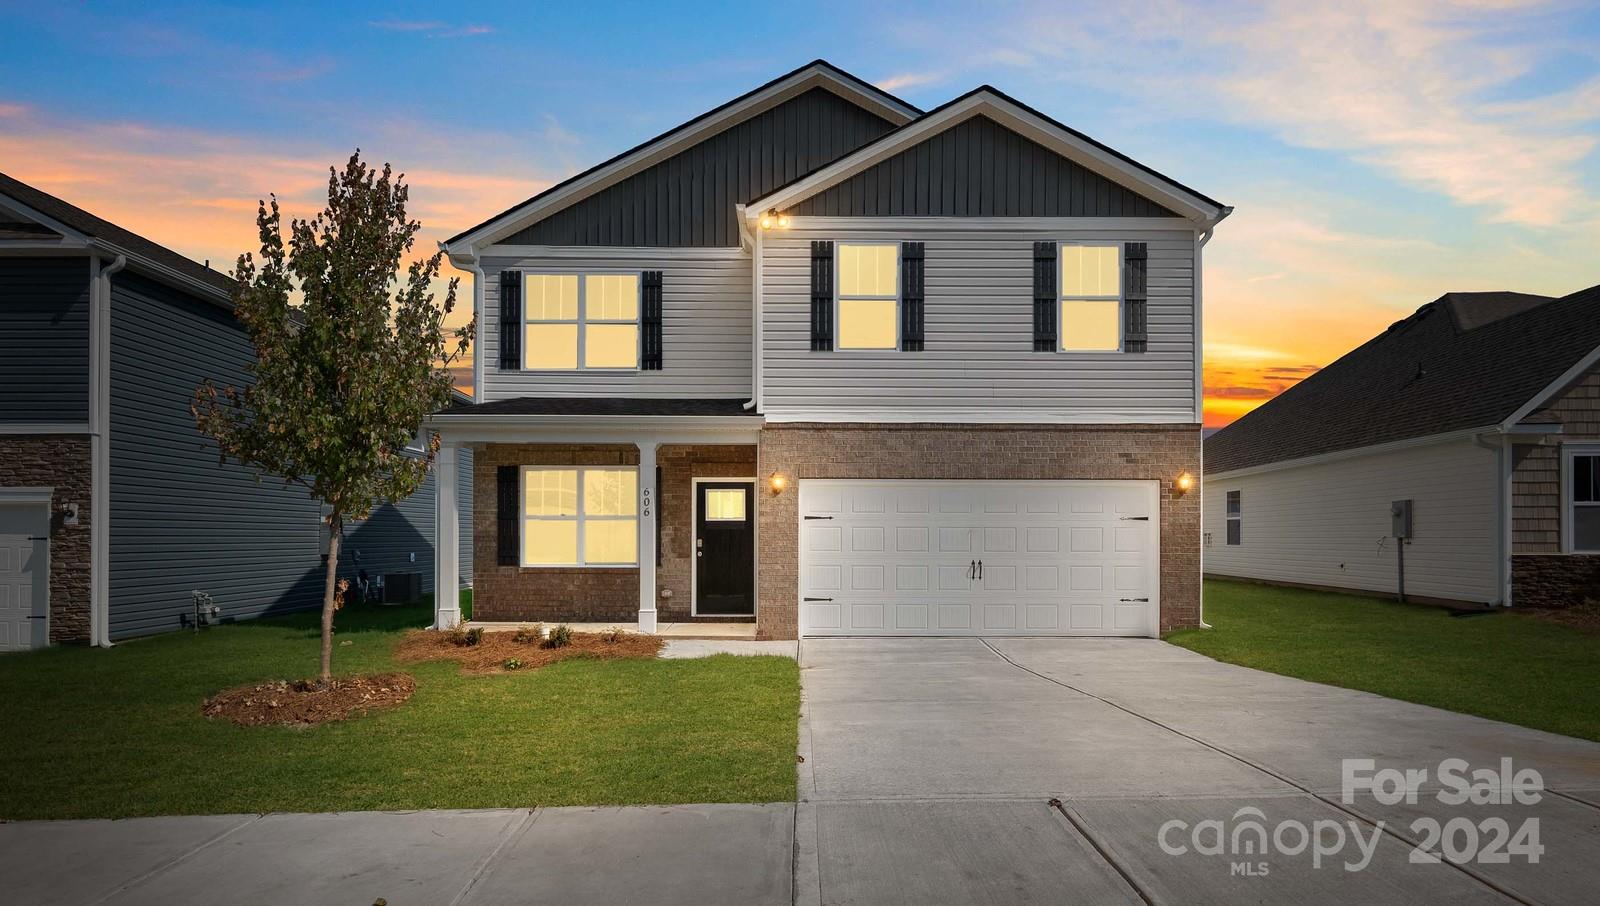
<box><xmin>3</xmin><ymin>1</ymin><xmax>1598</xmax><ymax>421</ymax></box>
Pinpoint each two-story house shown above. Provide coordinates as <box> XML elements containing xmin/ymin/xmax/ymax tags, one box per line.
<box><xmin>430</xmin><ymin>61</ymin><xmax>1230</xmax><ymax>640</ymax></box>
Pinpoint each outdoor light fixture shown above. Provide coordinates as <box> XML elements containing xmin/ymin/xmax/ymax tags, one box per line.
<box><xmin>1175</xmin><ymin>472</ymin><xmax>1195</xmax><ymax>495</ymax></box>
<box><xmin>768</xmin><ymin>471</ymin><xmax>789</xmax><ymax>494</ymax></box>
<box><xmin>759</xmin><ymin>208</ymin><xmax>789</xmax><ymax>230</ymax></box>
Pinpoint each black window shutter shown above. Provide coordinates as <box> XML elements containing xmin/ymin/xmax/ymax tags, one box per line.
<box><xmin>496</xmin><ymin>465</ymin><xmax>518</xmax><ymax>566</ymax></box>
<box><xmin>810</xmin><ymin>240</ymin><xmax>834</xmax><ymax>351</ymax></box>
<box><xmin>641</xmin><ymin>270</ymin><xmax>663</xmax><ymax>370</ymax></box>
<box><xmin>499</xmin><ymin>270</ymin><xmax>522</xmax><ymax>370</ymax></box>
<box><xmin>1032</xmin><ymin>242</ymin><xmax>1057</xmax><ymax>351</ymax></box>
<box><xmin>900</xmin><ymin>242</ymin><xmax>924</xmax><ymax>351</ymax></box>
<box><xmin>1124</xmin><ymin>243</ymin><xmax>1148</xmax><ymax>353</ymax></box>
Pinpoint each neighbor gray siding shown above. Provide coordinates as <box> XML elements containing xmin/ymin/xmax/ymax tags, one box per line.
<box><xmin>0</xmin><ymin>256</ymin><xmax>91</xmax><ymax>423</ymax></box>
<box><xmin>502</xmin><ymin>87</ymin><xmax>895</xmax><ymax>247</ymax></box>
<box><xmin>787</xmin><ymin>115</ymin><xmax>1180</xmax><ymax>218</ymax></box>
<box><xmin>337</xmin><ymin>446</ymin><xmax>474</xmax><ymax>595</ymax></box>
<box><xmin>108</xmin><ymin>272</ymin><xmax>322</xmax><ymax>638</ymax></box>
<box><xmin>759</xmin><ymin>222</ymin><xmax>1198</xmax><ymax>422</ymax></box>
<box><xmin>479</xmin><ymin>248</ymin><xmax>752</xmax><ymax>402</ymax></box>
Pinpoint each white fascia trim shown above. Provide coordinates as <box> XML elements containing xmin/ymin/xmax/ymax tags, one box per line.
<box><xmin>0</xmin><ymin>241</ymin><xmax>95</xmax><ymax>255</ymax></box>
<box><xmin>762</xmin><ymin>410</ymin><xmax>1200</xmax><ymax>425</ymax></box>
<box><xmin>1206</xmin><ymin>426</ymin><xmax>1497</xmax><ymax>481</ymax></box>
<box><xmin>426</xmin><ymin>413</ymin><xmax>763</xmax><ymax>445</ymax></box>
<box><xmin>1500</xmin><ymin>342</ymin><xmax>1600</xmax><ymax>430</ymax></box>
<box><xmin>0</xmin><ymin>487</ymin><xmax>54</xmax><ymax>504</ymax></box>
<box><xmin>0</xmin><ymin>193</ymin><xmax>92</xmax><ymax>243</ymax></box>
<box><xmin>0</xmin><ymin>423</ymin><xmax>92</xmax><ymax>435</ymax></box>
<box><xmin>774</xmin><ymin>216</ymin><xmax>1199</xmax><ymax>234</ymax></box>
<box><xmin>749</xmin><ymin>92</ymin><xmax>1227</xmax><ymax>225</ymax></box>
<box><xmin>444</xmin><ymin>67</ymin><xmax>918</xmax><ymax>257</ymax></box>
<box><xmin>480</xmin><ymin>244</ymin><xmax>749</xmax><ymax>261</ymax></box>
<box><xmin>84</xmin><ymin>239</ymin><xmax>232</xmax><ymax>305</ymax></box>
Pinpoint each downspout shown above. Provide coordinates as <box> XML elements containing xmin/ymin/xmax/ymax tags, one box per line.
<box><xmin>1474</xmin><ymin>431</ymin><xmax>1511</xmax><ymax>607</ymax></box>
<box><xmin>91</xmin><ymin>251</ymin><xmax>127</xmax><ymax>648</ymax></box>
<box><xmin>748</xmin><ymin>212</ymin><xmax>764</xmax><ymax>413</ymax></box>
<box><xmin>442</xmin><ymin>242</ymin><xmax>484</xmax><ymax>402</ymax></box>
<box><xmin>1195</xmin><ymin>226</ymin><xmax>1216</xmax><ymax>629</ymax></box>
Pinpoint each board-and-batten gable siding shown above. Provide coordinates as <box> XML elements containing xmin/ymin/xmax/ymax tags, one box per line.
<box><xmin>784</xmin><ymin>115</ymin><xmax>1180</xmax><ymax>218</ymax></box>
<box><xmin>502</xmin><ymin>87</ymin><xmax>898</xmax><ymax>248</ymax></box>
<box><xmin>759</xmin><ymin>224</ymin><xmax>1196</xmax><ymax>421</ymax></box>
<box><xmin>0</xmin><ymin>256</ymin><xmax>91</xmax><ymax>422</ymax></box>
<box><xmin>1512</xmin><ymin>365</ymin><xmax>1600</xmax><ymax>553</ymax></box>
<box><xmin>478</xmin><ymin>252</ymin><xmax>752</xmax><ymax>402</ymax></box>
<box><xmin>1202</xmin><ymin>438</ymin><xmax>1500</xmax><ymax>603</ymax></box>
<box><xmin>108</xmin><ymin>271</ymin><xmax>324</xmax><ymax>638</ymax></box>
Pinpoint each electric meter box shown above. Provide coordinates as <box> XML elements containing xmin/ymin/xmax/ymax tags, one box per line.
<box><xmin>1391</xmin><ymin>499</ymin><xmax>1413</xmax><ymax>539</ymax></box>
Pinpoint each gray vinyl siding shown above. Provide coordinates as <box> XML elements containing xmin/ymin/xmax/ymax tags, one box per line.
<box><xmin>760</xmin><ymin>222</ymin><xmax>1197</xmax><ymax>422</ymax></box>
<box><xmin>480</xmin><ymin>249</ymin><xmax>752</xmax><ymax>402</ymax></box>
<box><xmin>337</xmin><ymin>446</ymin><xmax>474</xmax><ymax>594</ymax></box>
<box><xmin>502</xmin><ymin>88</ymin><xmax>895</xmax><ymax>248</ymax></box>
<box><xmin>0</xmin><ymin>256</ymin><xmax>91</xmax><ymax>422</ymax></box>
<box><xmin>787</xmin><ymin>115</ymin><xmax>1179</xmax><ymax>218</ymax></box>
<box><xmin>108</xmin><ymin>272</ymin><xmax>322</xmax><ymax>638</ymax></box>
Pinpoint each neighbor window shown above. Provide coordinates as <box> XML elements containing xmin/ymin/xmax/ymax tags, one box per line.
<box><xmin>523</xmin><ymin>273</ymin><xmax>639</xmax><ymax>370</ymax></box>
<box><xmin>1569</xmin><ymin>450</ymin><xmax>1600</xmax><ymax>553</ymax></box>
<box><xmin>1226</xmin><ymin>490</ymin><xmax>1242</xmax><ymax>546</ymax></box>
<box><xmin>522</xmin><ymin>466</ymin><xmax>638</xmax><ymax>566</ymax></box>
<box><xmin>836</xmin><ymin>243</ymin><xmax>898</xmax><ymax>349</ymax></box>
<box><xmin>1059</xmin><ymin>243</ymin><xmax>1121</xmax><ymax>352</ymax></box>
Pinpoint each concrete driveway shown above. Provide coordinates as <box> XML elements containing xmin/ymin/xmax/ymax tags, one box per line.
<box><xmin>797</xmin><ymin>638</ymin><xmax>1600</xmax><ymax>905</ymax></box>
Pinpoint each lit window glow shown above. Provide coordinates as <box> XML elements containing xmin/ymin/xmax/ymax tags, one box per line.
<box><xmin>522</xmin><ymin>467</ymin><xmax>638</xmax><ymax>565</ymax></box>
<box><xmin>1059</xmin><ymin>244</ymin><xmax>1122</xmax><ymax>352</ymax></box>
<box><xmin>836</xmin><ymin>243</ymin><xmax>898</xmax><ymax>350</ymax></box>
<box><xmin>704</xmin><ymin>488</ymin><xmax>747</xmax><ymax>522</ymax></box>
<box><xmin>523</xmin><ymin>273</ymin><xmax>639</xmax><ymax>369</ymax></box>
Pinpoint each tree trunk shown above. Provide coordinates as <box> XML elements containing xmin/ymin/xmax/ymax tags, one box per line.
<box><xmin>320</xmin><ymin>515</ymin><xmax>342</xmax><ymax>686</ymax></box>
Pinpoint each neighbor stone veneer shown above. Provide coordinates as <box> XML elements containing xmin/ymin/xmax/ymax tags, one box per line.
<box><xmin>1512</xmin><ymin>555</ymin><xmax>1600</xmax><ymax>609</ymax></box>
<box><xmin>0</xmin><ymin>434</ymin><xmax>92</xmax><ymax>643</ymax></box>
<box><xmin>755</xmin><ymin>423</ymin><xmax>1202</xmax><ymax>639</ymax></box>
<box><xmin>471</xmin><ymin>442</ymin><xmax>755</xmax><ymax>624</ymax></box>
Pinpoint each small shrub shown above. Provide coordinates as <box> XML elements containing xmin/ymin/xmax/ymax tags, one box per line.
<box><xmin>449</xmin><ymin>626</ymin><xmax>483</xmax><ymax>647</ymax></box>
<box><xmin>502</xmin><ymin>658</ymin><xmax>524</xmax><ymax>671</ymax></box>
<box><xmin>543</xmin><ymin>624</ymin><xmax>573</xmax><ymax>649</ymax></box>
<box><xmin>600</xmin><ymin>627</ymin><xmax>625</xmax><ymax>644</ymax></box>
<box><xmin>513</xmin><ymin>625</ymin><xmax>544</xmax><ymax>645</ymax></box>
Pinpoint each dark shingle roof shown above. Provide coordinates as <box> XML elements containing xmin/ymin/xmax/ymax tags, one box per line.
<box><xmin>1206</xmin><ymin>284</ymin><xmax>1600</xmax><ymax>474</ymax></box>
<box><xmin>437</xmin><ymin>397</ymin><xmax>758</xmax><ymax>418</ymax></box>
<box><xmin>0</xmin><ymin>170</ymin><xmax>236</xmax><ymax>296</ymax></box>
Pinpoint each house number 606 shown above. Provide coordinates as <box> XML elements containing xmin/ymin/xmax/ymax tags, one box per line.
<box><xmin>641</xmin><ymin>488</ymin><xmax>651</xmax><ymax>517</ymax></box>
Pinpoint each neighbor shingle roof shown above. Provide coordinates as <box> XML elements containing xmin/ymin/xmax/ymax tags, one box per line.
<box><xmin>436</xmin><ymin>397</ymin><xmax>758</xmax><ymax>418</ymax></box>
<box><xmin>0</xmin><ymin>170</ymin><xmax>237</xmax><ymax>296</ymax></box>
<box><xmin>1205</xmin><ymin>284</ymin><xmax>1600</xmax><ymax>474</ymax></box>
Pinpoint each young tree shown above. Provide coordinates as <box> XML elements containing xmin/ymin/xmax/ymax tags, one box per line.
<box><xmin>194</xmin><ymin>152</ymin><xmax>474</xmax><ymax>685</ymax></box>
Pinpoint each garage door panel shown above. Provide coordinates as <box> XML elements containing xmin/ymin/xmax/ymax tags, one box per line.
<box><xmin>800</xmin><ymin>480</ymin><xmax>1159</xmax><ymax>637</ymax></box>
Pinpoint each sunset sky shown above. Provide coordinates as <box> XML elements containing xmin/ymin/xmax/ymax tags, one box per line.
<box><xmin>3</xmin><ymin>1</ymin><xmax>1597</xmax><ymax>426</ymax></box>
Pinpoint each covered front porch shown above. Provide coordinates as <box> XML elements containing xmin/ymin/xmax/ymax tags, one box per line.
<box><xmin>428</xmin><ymin>399</ymin><xmax>764</xmax><ymax>636</ymax></box>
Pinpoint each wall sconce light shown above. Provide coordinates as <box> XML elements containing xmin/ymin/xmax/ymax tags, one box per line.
<box><xmin>759</xmin><ymin>208</ymin><xmax>790</xmax><ymax>230</ymax></box>
<box><xmin>1174</xmin><ymin>472</ymin><xmax>1195</xmax><ymax>496</ymax></box>
<box><xmin>767</xmin><ymin>471</ymin><xmax>790</xmax><ymax>495</ymax></box>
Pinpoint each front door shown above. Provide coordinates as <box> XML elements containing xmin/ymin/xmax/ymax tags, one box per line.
<box><xmin>695</xmin><ymin>481</ymin><xmax>755</xmax><ymax>616</ymax></box>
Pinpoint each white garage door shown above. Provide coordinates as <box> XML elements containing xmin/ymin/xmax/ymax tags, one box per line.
<box><xmin>800</xmin><ymin>480</ymin><xmax>1159</xmax><ymax>637</ymax></box>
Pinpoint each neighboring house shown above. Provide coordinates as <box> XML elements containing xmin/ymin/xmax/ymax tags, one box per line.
<box><xmin>0</xmin><ymin>172</ymin><xmax>472</xmax><ymax>650</ymax></box>
<box><xmin>1204</xmin><ymin>287</ymin><xmax>1600</xmax><ymax>608</ymax></box>
<box><xmin>430</xmin><ymin>60</ymin><xmax>1230</xmax><ymax>640</ymax></box>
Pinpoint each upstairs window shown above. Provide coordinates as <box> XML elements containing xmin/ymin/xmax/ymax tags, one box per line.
<box><xmin>522</xmin><ymin>466</ymin><xmax>638</xmax><ymax>566</ymax></box>
<box><xmin>1569</xmin><ymin>449</ymin><xmax>1600</xmax><ymax>553</ymax></box>
<box><xmin>836</xmin><ymin>243</ymin><xmax>899</xmax><ymax>350</ymax></box>
<box><xmin>1226</xmin><ymin>490</ymin><xmax>1242</xmax><ymax>545</ymax></box>
<box><xmin>524</xmin><ymin>273</ymin><xmax>639</xmax><ymax>370</ymax></box>
<box><xmin>1059</xmin><ymin>243</ymin><xmax>1121</xmax><ymax>352</ymax></box>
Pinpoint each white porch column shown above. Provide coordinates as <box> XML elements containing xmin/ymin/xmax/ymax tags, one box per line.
<box><xmin>433</xmin><ymin>443</ymin><xmax>461</xmax><ymax>629</ymax></box>
<box><xmin>637</xmin><ymin>441</ymin><xmax>659</xmax><ymax>634</ymax></box>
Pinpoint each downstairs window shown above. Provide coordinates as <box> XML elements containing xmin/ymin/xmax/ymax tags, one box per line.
<box><xmin>522</xmin><ymin>466</ymin><xmax>638</xmax><ymax>566</ymax></box>
<box><xmin>1570</xmin><ymin>450</ymin><xmax>1600</xmax><ymax>553</ymax></box>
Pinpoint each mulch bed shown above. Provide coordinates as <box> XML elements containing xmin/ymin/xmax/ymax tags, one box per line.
<box><xmin>202</xmin><ymin>673</ymin><xmax>416</xmax><ymax>727</ymax></box>
<box><xmin>1520</xmin><ymin>600</ymin><xmax>1600</xmax><ymax>634</ymax></box>
<box><xmin>394</xmin><ymin>629</ymin><xmax>664</xmax><ymax>674</ymax></box>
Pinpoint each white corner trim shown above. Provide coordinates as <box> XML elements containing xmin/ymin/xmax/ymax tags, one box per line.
<box><xmin>749</xmin><ymin>91</ymin><xmax>1226</xmax><ymax>224</ymax></box>
<box><xmin>90</xmin><ymin>253</ymin><xmax>124</xmax><ymax>648</ymax></box>
<box><xmin>1501</xmin><ymin>342</ymin><xmax>1600</xmax><ymax>430</ymax></box>
<box><xmin>445</xmin><ymin>65</ymin><xmax>918</xmax><ymax>255</ymax></box>
<box><xmin>1206</xmin><ymin>426</ymin><xmax>1497</xmax><ymax>481</ymax></box>
<box><xmin>0</xmin><ymin>423</ymin><xmax>92</xmax><ymax>435</ymax></box>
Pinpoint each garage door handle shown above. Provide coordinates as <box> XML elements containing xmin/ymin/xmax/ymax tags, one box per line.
<box><xmin>976</xmin><ymin>559</ymin><xmax>983</xmax><ymax>580</ymax></box>
<box><xmin>1120</xmin><ymin>598</ymin><xmax>1149</xmax><ymax>603</ymax></box>
<box><xmin>803</xmin><ymin>515</ymin><xmax>833</xmax><ymax>520</ymax></box>
<box><xmin>1120</xmin><ymin>516</ymin><xmax>1150</xmax><ymax>521</ymax></box>
<box><xmin>804</xmin><ymin>597</ymin><xmax>833</xmax><ymax>602</ymax></box>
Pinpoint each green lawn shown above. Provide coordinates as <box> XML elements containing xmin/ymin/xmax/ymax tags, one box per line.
<box><xmin>1169</xmin><ymin>580</ymin><xmax>1600</xmax><ymax>742</ymax></box>
<box><xmin>0</xmin><ymin>591</ymin><xmax>799</xmax><ymax>820</ymax></box>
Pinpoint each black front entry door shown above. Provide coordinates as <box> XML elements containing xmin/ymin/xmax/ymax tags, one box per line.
<box><xmin>695</xmin><ymin>481</ymin><xmax>755</xmax><ymax>616</ymax></box>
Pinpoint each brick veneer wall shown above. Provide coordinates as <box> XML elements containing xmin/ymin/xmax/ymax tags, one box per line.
<box><xmin>1512</xmin><ymin>555</ymin><xmax>1600</xmax><ymax>608</ymax></box>
<box><xmin>470</xmin><ymin>442</ymin><xmax>757</xmax><ymax>624</ymax></box>
<box><xmin>755</xmin><ymin>423</ymin><xmax>1202</xmax><ymax>640</ymax></box>
<box><xmin>0</xmin><ymin>435</ymin><xmax>92</xmax><ymax>643</ymax></box>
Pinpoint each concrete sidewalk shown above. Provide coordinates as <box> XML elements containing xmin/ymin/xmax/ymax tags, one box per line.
<box><xmin>1</xmin><ymin>805</ymin><xmax>794</xmax><ymax>906</ymax></box>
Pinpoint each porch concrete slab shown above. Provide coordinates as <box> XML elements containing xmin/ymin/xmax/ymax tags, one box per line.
<box><xmin>809</xmin><ymin>799</ymin><xmax>1141</xmax><ymax>905</ymax></box>
<box><xmin>103</xmin><ymin>809</ymin><xmax>526</xmax><ymax>906</ymax></box>
<box><xmin>0</xmin><ymin>813</ymin><xmax>253</xmax><ymax>906</ymax></box>
<box><xmin>659</xmin><ymin>639</ymin><xmax>798</xmax><ymax>658</ymax></box>
<box><xmin>469</xmin><ymin>621</ymin><xmax>757</xmax><ymax>638</ymax></box>
<box><xmin>1063</xmin><ymin>794</ymin><xmax>1509</xmax><ymax>905</ymax></box>
<box><xmin>461</xmin><ymin>803</ymin><xmax>793</xmax><ymax>906</ymax></box>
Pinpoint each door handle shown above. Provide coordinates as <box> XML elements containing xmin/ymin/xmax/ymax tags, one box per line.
<box><xmin>1119</xmin><ymin>598</ymin><xmax>1150</xmax><ymax>603</ymax></box>
<box><xmin>977</xmin><ymin>559</ymin><xmax>983</xmax><ymax>580</ymax></box>
<box><xmin>804</xmin><ymin>597</ymin><xmax>833</xmax><ymax>602</ymax></box>
<box><xmin>969</xmin><ymin>560</ymin><xmax>976</xmax><ymax>580</ymax></box>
